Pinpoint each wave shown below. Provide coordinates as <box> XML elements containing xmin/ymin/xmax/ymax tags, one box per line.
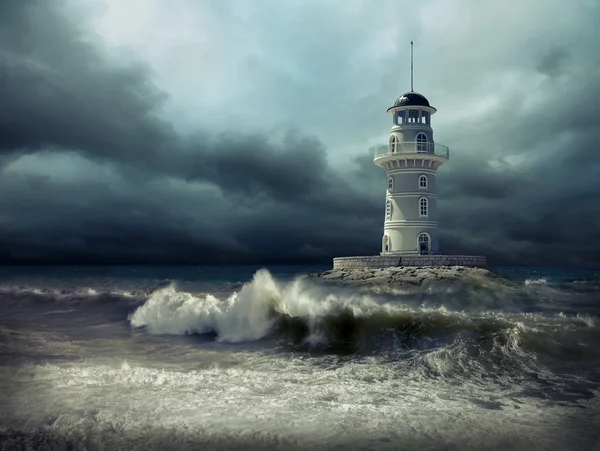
<box><xmin>126</xmin><ymin>270</ymin><xmax>600</xmax><ymax>399</ymax></box>
<box><xmin>129</xmin><ymin>270</ymin><xmax>598</xmax><ymax>356</ymax></box>
<box><xmin>130</xmin><ymin>270</ymin><xmax>281</xmax><ymax>342</ymax></box>
<box><xmin>0</xmin><ymin>284</ymin><xmax>162</xmax><ymax>306</ymax></box>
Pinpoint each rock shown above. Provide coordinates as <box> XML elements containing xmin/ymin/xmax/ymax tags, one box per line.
<box><xmin>307</xmin><ymin>265</ymin><xmax>504</xmax><ymax>289</ymax></box>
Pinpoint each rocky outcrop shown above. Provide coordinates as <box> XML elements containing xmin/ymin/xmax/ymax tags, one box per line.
<box><xmin>308</xmin><ymin>266</ymin><xmax>504</xmax><ymax>289</ymax></box>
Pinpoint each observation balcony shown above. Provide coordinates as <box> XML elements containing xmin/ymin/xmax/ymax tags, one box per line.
<box><xmin>373</xmin><ymin>141</ymin><xmax>449</xmax><ymax>166</ymax></box>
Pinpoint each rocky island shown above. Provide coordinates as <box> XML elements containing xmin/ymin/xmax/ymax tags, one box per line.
<box><xmin>308</xmin><ymin>265</ymin><xmax>504</xmax><ymax>290</ymax></box>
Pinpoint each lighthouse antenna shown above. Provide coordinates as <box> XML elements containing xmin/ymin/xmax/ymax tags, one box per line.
<box><xmin>410</xmin><ymin>41</ymin><xmax>414</xmax><ymax>92</ymax></box>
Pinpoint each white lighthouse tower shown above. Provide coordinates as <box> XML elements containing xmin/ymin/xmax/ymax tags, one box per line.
<box><xmin>374</xmin><ymin>42</ymin><xmax>449</xmax><ymax>256</ymax></box>
<box><xmin>331</xmin><ymin>42</ymin><xmax>486</xmax><ymax>270</ymax></box>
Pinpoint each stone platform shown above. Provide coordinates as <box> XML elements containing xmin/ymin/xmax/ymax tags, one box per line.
<box><xmin>333</xmin><ymin>254</ymin><xmax>487</xmax><ymax>270</ymax></box>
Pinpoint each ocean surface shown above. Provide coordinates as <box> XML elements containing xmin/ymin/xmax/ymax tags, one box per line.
<box><xmin>0</xmin><ymin>265</ymin><xmax>599</xmax><ymax>450</ymax></box>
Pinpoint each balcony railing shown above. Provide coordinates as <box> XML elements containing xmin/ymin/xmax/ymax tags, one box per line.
<box><xmin>373</xmin><ymin>141</ymin><xmax>450</xmax><ymax>160</ymax></box>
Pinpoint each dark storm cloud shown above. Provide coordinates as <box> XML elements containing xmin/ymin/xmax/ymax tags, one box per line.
<box><xmin>0</xmin><ymin>0</ymin><xmax>599</xmax><ymax>266</ymax></box>
<box><xmin>0</xmin><ymin>0</ymin><xmax>177</xmax><ymax>171</ymax></box>
<box><xmin>194</xmin><ymin>132</ymin><xmax>347</xmax><ymax>204</ymax></box>
<box><xmin>0</xmin><ymin>166</ymin><xmax>382</xmax><ymax>264</ymax></box>
<box><xmin>0</xmin><ymin>0</ymin><xmax>381</xmax><ymax>264</ymax></box>
<box><xmin>0</xmin><ymin>0</ymin><xmax>371</xmax><ymax>207</ymax></box>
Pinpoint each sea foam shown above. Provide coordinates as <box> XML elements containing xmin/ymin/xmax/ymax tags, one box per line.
<box><xmin>129</xmin><ymin>269</ymin><xmax>382</xmax><ymax>342</ymax></box>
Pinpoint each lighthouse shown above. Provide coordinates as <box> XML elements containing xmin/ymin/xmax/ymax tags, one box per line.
<box><xmin>332</xmin><ymin>42</ymin><xmax>486</xmax><ymax>269</ymax></box>
<box><xmin>373</xmin><ymin>91</ymin><xmax>448</xmax><ymax>255</ymax></box>
<box><xmin>374</xmin><ymin>41</ymin><xmax>448</xmax><ymax>256</ymax></box>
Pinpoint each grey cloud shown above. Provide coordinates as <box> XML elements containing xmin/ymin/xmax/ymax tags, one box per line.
<box><xmin>1</xmin><ymin>0</ymin><xmax>600</xmax><ymax>266</ymax></box>
<box><xmin>193</xmin><ymin>132</ymin><xmax>335</xmax><ymax>200</ymax></box>
<box><xmin>0</xmin><ymin>167</ymin><xmax>382</xmax><ymax>264</ymax></box>
<box><xmin>0</xmin><ymin>0</ymin><xmax>372</xmax><ymax>214</ymax></box>
<box><xmin>0</xmin><ymin>0</ymin><xmax>174</xmax><ymax>168</ymax></box>
<box><xmin>536</xmin><ymin>47</ymin><xmax>569</xmax><ymax>78</ymax></box>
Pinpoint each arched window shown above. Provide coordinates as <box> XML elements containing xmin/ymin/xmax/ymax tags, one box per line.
<box><xmin>385</xmin><ymin>199</ymin><xmax>392</xmax><ymax>221</ymax></box>
<box><xmin>419</xmin><ymin>175</ymin><xmax>427</xmax><ymax>189</ymax></box>
<box><xmin>383</xmin><ymin>235</ymin><xmax>391</xmax><ymax>252</ymax></box>
<box><xmin>416</xmin><ymin>133</ymin><xmax>428</xmax><ymax>153</ymax></box>
<box><xmin>389</xmin><ymin>135</ymin><xmax>397</xmax><ymax>154</ymax></box>
<box><xmin>419</xmin><ymin>197</ymin><xmax>428</xmax><ymax>217</ymax></box>
<box><xmin>388</xmin><ymin>177</ymin><xmax>394</xmax><ymax>191</ymax></box>
<box><xmin>418</xmin><ymin>233</ymin><xmax>430</xmax><ymax>255</ymax></box>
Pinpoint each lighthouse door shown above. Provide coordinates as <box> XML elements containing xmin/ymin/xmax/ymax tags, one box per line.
<box><xmin>418</xmin><ymin>233</ymin><xmax>429</xmax><ymax>255</ymax></box>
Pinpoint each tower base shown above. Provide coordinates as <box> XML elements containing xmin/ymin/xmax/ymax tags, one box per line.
<box><xmin>332</xmin><ymin>254</ymin><xmax>487</xmax><ymax>270</ymax></box>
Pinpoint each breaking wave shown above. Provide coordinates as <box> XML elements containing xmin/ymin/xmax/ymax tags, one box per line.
<box><xmin>125</xmin><ymin>269</ymin><xmax>600</xmax><ymax>403</ymax></box>
<box><xmin>129</xmin><ymin>270</ymin><xmax>598</xmax><ymax>358</ymax></box>
<box><xmin>0</xmin><ymin>284</ymin><xmax>148</xmax><ymax>306</ymax></box>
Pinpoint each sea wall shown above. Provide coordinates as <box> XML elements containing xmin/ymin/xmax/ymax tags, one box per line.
<box><xmin>332</xmin><ymin>255</ymin><xmax>487</xmax><ymax>270</ymax></box>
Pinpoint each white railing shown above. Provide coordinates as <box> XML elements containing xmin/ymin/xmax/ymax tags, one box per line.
<box><xmin>373</xmin><ymin>141</ymin><xmax>450</xmax><ymax>159</ymax></box>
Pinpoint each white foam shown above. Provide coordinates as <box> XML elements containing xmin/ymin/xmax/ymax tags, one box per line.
<box><xmin>575</xmin><ymin>313</ymin><xmax>596</xmax><ymax>328</ymax></box>
<box><xmin>0</xmin><ymin>284</ymin><xmax>142</xmax><ymax>303</ymax></box>
<box><xmin>133</xmin><ymin>269</ymin><xmax>482</xmax><ymax>343</ymax></box>
<box><xmin>0</xmin><ymin>357</ymin><xmax>593</xmax><ymax>451</ymax></box>
<box><xmin>129</xmin><ymin>269</ymin><xmax>390</xmax><ymax>342</ymax></box>
<box><xmin>130</xmin><ymin>269</ymin><xmax>281</xmax><ymax>342</ymax></box>
<box><xmin>525</xmin><ymin>278</ymin><xmax>547</xmax><ymax>286</ymax></box>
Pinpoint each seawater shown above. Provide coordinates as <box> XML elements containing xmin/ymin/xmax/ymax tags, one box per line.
<box><xmin>0</xmin><ymin>265</ymin><xmax>599</xmax><ymax>450</ymax></box>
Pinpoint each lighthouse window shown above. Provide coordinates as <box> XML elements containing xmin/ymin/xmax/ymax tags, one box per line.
<box><xmin>419</xmin><ymin>197</ymin><xmax>428</xmax><ymax>217</ymax></box>
<box><xmin>386</xmin><ymin>200</ymin><xmax>392</xmax><ymax>220</ymax></box>
<box><xmin>419</xmin><ymin>175</ymin><xmax>428</xmax><ymax>189</ymax></box>
<box><xmin>389</xmin><ymin>136</ymin><xmax>397</xmax><ymax>154</ymax></box>
<box><xmin>388</xmin><ymin>177</ymin><xmax>394</xmax><ymax>190</ymax></box>
<box><xmin>408</xmin><ymin>110</ymin><xmax>419</xmax><ymax>123</ymax></box>
<box><xmin>418</xmin><ymin>233</ymin><xmax>430</xmax><ymax>255</ymax></box>
<box><xmin>416</xmin><ymin>133</ymin><xmax>428</xmax><ymax>153</ymax></box>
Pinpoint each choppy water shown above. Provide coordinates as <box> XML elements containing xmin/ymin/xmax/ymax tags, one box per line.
<box><xmin>0</xmin><ymin>265</ymin><xmax>599</xmax><ymax>450</ymax></box>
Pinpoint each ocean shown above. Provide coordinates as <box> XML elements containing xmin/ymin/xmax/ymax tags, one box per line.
<box><xmin>0</xmin><ymin>265</ymin><xmax>599</xmax><ymax>450</ymax></box>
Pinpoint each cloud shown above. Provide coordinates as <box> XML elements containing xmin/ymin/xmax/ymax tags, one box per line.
<box><xmin>0</xmin><ymin>0</ymin><xmax>599</xmax><ymax>266</ymax></box>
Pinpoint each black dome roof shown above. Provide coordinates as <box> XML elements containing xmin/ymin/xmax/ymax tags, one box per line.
<box><xmin>393</xmin><ymin>91</ymin><xmax>431</xmax><ymax>107</ymax></box>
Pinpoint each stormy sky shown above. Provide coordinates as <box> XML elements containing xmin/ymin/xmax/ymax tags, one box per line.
<box><xmin>1</xmin><ymin>0</ymin><xmax>599</xmax><ymax>266</ymax></box>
